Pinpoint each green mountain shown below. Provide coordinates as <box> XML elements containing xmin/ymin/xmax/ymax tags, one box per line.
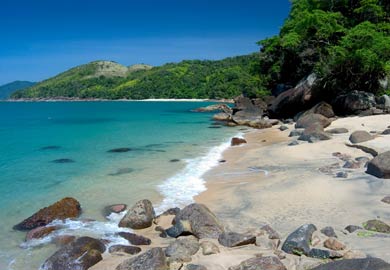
<box><xmin>11</xmin><ymin>54</ymin><xmax>262</xmax><ymax>100</ymax></box>
<box><xmin>0</xmin><ymin>81</ymin><xmax>36</xmax><ymax>99</ymax></box>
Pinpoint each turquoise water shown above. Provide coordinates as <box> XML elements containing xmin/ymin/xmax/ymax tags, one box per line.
<box><xmin>0</xmin><ymin>101</ymin><xmax>238</xmax><ymax>270</ymax></box>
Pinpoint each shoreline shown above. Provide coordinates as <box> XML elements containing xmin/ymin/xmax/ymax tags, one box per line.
<box><xmin>3</xmin><ymin>98</ymin><xmax>234</xmax><ymax>103</ymax></box>
<box><xmin>195</xmin><ymin>114</ymin><xmax>390</xmax><ymax>261</ymax></box>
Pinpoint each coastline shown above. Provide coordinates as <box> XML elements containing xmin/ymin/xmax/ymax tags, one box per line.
<box><xmin>3</xmin><ymin>98</ymin><xmax>234</xmax><ymax>103</ymax></box>
<box><xmin>195</xmin><ymin>114</ymin><xmax>390</xmax><ymax>261</ymax></box>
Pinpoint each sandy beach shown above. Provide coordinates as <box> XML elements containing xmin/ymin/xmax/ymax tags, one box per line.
<box><xmin>90</xmin><ymin>114</ymin><xmax>390</xmax><ymax>270</ymax></box>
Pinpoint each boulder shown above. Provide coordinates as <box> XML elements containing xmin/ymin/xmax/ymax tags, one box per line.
<box><xmin>119</xmin><ymin>199</ymin><xmax>155</xmax><ymax>229</ymax></box>
<box><xmin>377</xmin><ymin>94</ymin><xmax>390</xmax><ymax>108</ymax></box>
<box><xmin>233</xmin><ymin>96</ymin><xmax>262</xmax><ymax>114</ymax></box>
<box><xmin>281</xmin><ymin>224</ymin><xmax>317</xmax><ymax>256</ymax></box>
<box><xmin>218</xmin><ymin>232</ymin><xmax>256</xmax><ymax>247</ymax></box>
<box><xmin>53</xmin><ymin>235</ymin><xmax>76</xmax><ymax>246</ymax></box>
<box><xmin>382</xmin><ymin>129</ymin><xmax>390</xmax><ymax>135</ymax></box>
<box><xmin>26</xmin><ymin>226</ymin><xmax>56</xmax><ymax>241</ymax></box>
<box><xmin>288</xmin><ymin>140</ymin><xmax>300</xmax><ymax>146</ymax></box>
<box><xmin>117</xmin><ymin>232</ymin><xmax>152</xmax><ymax>245</ymax></box>
<box><xmin>366</xmin><ymin>151</ymin><xmax>390</xmax><ymax>178</ymax></box>
<box><xmin>279</xmin><ymin>125</ymin><xmax>288</xmax><ymax>131</ymax></box>
<box><xmin>228</xmin><ymin>256</ymin><xmax>287</xmax><ymax>270</ymax></box>
<box><xmin>166</xmin><ymin>203</ymin><xmax>224</xmax><ymax>239</ymax></box>
<box><xmin>363</xmin><ymin>220</ymin><xmax>390</xmax><ymax>233</ymax></box>
<box><xmin>295</xmin><ymin>114</ymin><xmax>332</xmax><ymax>129</ymax></box>
<box><xmin>289</xmin><ymin>130</ymin><xmax>303</xmax><ymax>137</ymax></box>
<box><xmin>320</xmin><ymin>226</ymin><xmax>337</xmax><ymax>238</ymax></box>
<box><xmin>344</xmin><ymin>225</ymin><xmax>363</xmax><ymax>233</ymax></box>
<box><xmin>109</xmin><ymin>245</ymin><xmax>141</xmax><ymax>255</ymax></box>
<box><xmin>310</xmin><ymin>258</ymin><xmax>390</xmax><ymax>270</ymax></box>
<box><xmin>327</xmin><ymin>128</ymin><xmax>349</xmax><ymax>134</ymax></box>
<box><xmin>298</xmin><ymin>124</ymin><xmax>332</xmax><ymax>143</ymax></box>
<box><xmin>308</xmin><ymin>248</ymin><xmax>342</xmax><ymax>259</ymax></box>
<box><xmin>323</xmin><ymin>238</ymin><xmax>346</xmax><ymax>250</ymax></box>
<box><xmin>269</xmin><ymin>74</ymin><xmax>318</xmax><ymax>118</ymax></box>
<box><xmin>193</xmin><ymin>104</ymin><xmax>232</xmax><ymax>113</ymax></box>
<box><xmin>200</xmin><ymin>241</ymin><xmax>220</xmax><ymax>255</ymax></box>
<box><xmin>307</xmin><ymin>102</ymin><xmax>335</xmax><ymax>118</ymax></box>
<box><xmin>381</xmin><ymin>195</ymin><xmax>390</xmax><ymax>204</ymax></box>
<box><xmin>116</xmin><ymin>247</ymin><xmax>168</xmax><ymax>270</ymax></box>
<box><xmin>231</xmin><ymin>137</ymin><xmax>247</xmax><ymax>146</ymax></box>
<box><xmin>13</xmin><ymin>197</ymin><xmax>81</xmax><ymax>231</ymax></box>
<box><xmin>232</xmin><ymin>115</ymin><xmax>272</xmax><ymax>129</ymax></box>
<box><xmin>41</xmin><ymin>237</ymin><xmax>106</xmax><ymax>270</ymax></box>
<box><xmin>336</xmin><ymin>172</ymin><xmax>349</xmax><ymax>178</ymax></box>
<box><xmin>333</xmin><ymin>91</ymin><xmax>376</xmax><ymax>115</ymax></box>
<box><xmin>349</xmin><ymin>131</ymin><xmax>374</xmax><ymax>144</ymax></box>
<box><xmin>165</xmin><ymin>236</ymin><xmax>200</xmax><ymax>262</ymax></box>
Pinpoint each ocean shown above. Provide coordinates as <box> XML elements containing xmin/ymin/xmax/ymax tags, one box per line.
<box><xmin>0</xmin><ymin>101</ymin><xmax>238</xmax><ymax>270</ymax></box>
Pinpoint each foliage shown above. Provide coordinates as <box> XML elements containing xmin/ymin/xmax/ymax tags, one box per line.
<box><xmin>12</xmin><ymin>54</ymin><xmax>264</xmax><ymax>100</ymax></box>
<box><xmin>258</xmin><ymin>0</ymin><xmax>390</xmax><ymax>96</ymax></box>
<box><xmin>0</xmin><ymin>81</ymin><xmax>36</xmax><ymax>99</ymax></box>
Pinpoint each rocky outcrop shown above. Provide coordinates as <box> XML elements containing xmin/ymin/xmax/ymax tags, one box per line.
<box><xmin>269</xmin><ymin>74</ymin><xmax>318</xmax><ymax>118</ymax></box>
<box><xmin>41</xmin><ymin>237</ymin><xmax>106</xmax><ymax>270</ymax></box>
<box><xmin>366</xmin><ymin>151</ymin><xmax>390</xmax><ymax>178</ymax></box>
<box><xmin>116</xmin><ymin>247</ymin><xmax>168</xmax><ymax>270</ymax></box>
<box><xmin>165</xmin><ymin>236</ymin><xmax>200</xmax><ymax>262</ymax></box>
<box><xmin>310</xmin><ymin>258</ymin><xmax>390</xmax><ymax>270</ymax></box>
<box><xmin>218</xmin><ymin>232</ymin><xmax>256</xmax><ymax>247</ymax></box>
<box><xmin>13</xmin><ymin>197</ymin><xmax>81</xmax><ymax>231</ymax></box>
<box><xmin>193</xmin><ymin>104</ymin><xmax>233</xmax><ymax>114</ymax></box>
<box><xmin>166</xmin><ymin>203</ymin><xmax>224</xmax><ymax>239</ymax></box>
<box><xmin>281</xmin><ymin>224</ymin><xmax>317</xmax><ymax>256</ymax></box>
<box><xmin>231</xmin><ymin>137</ymin><xmax>247</xmax><ymax>146</ymax></box>
<box><xmin>119</xmin><ymin>199</ymin><xmax>155</xmax><ymax>229</ymax></box>
<box><xmin>229</xmin><ymin>256</ymin><xmax>287</xmax><ymax>270</ymax></box>
<box><xmin>349</xmin><ymin>131</ymin><xmax>374</xmax><ymax>143</ymax></box>
<box><xmin>213</xmin><ymin>113</ymin><xmax>231</xmax><ymax>121</ymax></box>
<box><xmin>363</xmin><ymin>220</ymin><xmax>390</xmax><ymax>233</ymax></box>
<box><xmin>333</xmin><ymin>90</ymin><xmax>376</xmax><ymax>115</ymax></box>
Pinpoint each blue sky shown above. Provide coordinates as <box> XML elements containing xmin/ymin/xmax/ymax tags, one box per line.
<box><xmin>0</xmin><ymin>0</ymin><xmax>291</xmax><ymax>85</ymax></box>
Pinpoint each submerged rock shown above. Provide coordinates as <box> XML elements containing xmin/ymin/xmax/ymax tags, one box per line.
<box><xmin>108</xmin><ymin>168</ymin><xmax>134</xmax><ymax>176</ymax></box>
<box><xmin>218</xmin><ymin>232</ymin><xmax>256</xmax><ymax>247</ymax></box>
<box><xmin>119</xmin><ymin>199</ymin><xmax>155</xmax><ymax>229</ymax></box>
<box><xmin>228</xmin><ymin>256</ymin><xmax>287</xmax><ymax>270</ymax></box>
<box><xmin>51</xmin><ymin>158</ymin><xmax>75</xmax><ymax>163</ymax></box>
<box><xmin>116</xmin><ymin>247</ymin><xmax>168</xmax><ymax>270</ymax></box>
<box><xmin>310</xmin><ymin>258</ymin><xmax>390</xmax><ymax>270</ymax></box>
<box><xmin>166</xmin><ymin>203</ymin><xmax>224</xmax><ymax>239</ymax></box>
<box><xmin>13</xmin><ymin>197</ymin><xmax>81</xmax><ymax>231</ymax></box>
<box><xmin>107</xmin><ymin>147</ymin><xmax>132</xmax><ymax>153</ymax></box>
<box><xmin>103</xmin><ymin>204</ymin><xmax>127</xmax><ymax>217</ymax></box>
<box><xmin>40</xmin><ymin>146</ymin><xmax>61</xmax><ymax>150</ymax></box>
<box><xmin>366</xmin><ymin>151</ymin><xmax>390</xmax><ymax>178</ymax></box>
<box><xmin>26</xmin><ymin>226</ymin><xmax>56</xmax><ymax>241</ymax></box>
<box><xmin>41</xmin><ymin>236</ymin><xmax>106</xmax><ymax>270</ymax></box>
<box><xmin>281</xmin><ymin>224</ymin><xmax>317</xmax><ymax>256</ymax></box>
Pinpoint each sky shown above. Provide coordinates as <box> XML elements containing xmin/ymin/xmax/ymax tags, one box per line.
<box><xmin>0</xmin><ymin>0</ymin><xmax>291</xmax><ymax>85</ymax></box>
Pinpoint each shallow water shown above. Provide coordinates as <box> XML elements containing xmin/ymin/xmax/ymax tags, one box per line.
<box><xmin>0</xmin><ymin>101</ymin><xmax>238</xmax><ymax>270</ymax></box>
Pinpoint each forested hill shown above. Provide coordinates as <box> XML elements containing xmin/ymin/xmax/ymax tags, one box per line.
<box><xmin>11</xmin><ymin>54</ymin><xmax>262</xmax><ymax>100</ymax></box>
<box><xmin>0</xmin><ymin>81</ymin><xmax>36</xmax><ymax>99</ymax></box>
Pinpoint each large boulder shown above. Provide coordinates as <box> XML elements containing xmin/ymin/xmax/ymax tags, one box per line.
<box><xmin>116</xmin><ymin>247</ymin><xmax>168</xmax><ymax>270</ymax></box>
<box><xmin>366</xmin><ymin>151</ymin><xmax>390</xmax><ymax>178</ymax></box>
<box><xmin>296</xmin><ymin>114</ymin><xmax>332</xmax><ymax>129</ymax></box>
<box><xmin>228</xmin><ymin>256</ymin><xmax>287</xmax><ymax>270</ymax></box>
<box><xmin>377</xmin><ymin>94</ymin><xmax>390</xmax><ymax>109</ymax></box>
<box><xmin>306</xmin><ymin>102</ymin><xmax>335</xmax><ymax>118</ymax></box>
<box><xmin>119</xmin><ymin>199</ymin><xmax>155</xmax><ymax>229</ymax></box>
<box><xmin>269</xmin><ymin>74</ymin><xmax>318</xmax><ymax>118</ymax></box>
<box><xmin>13</xmin><ymin>197</ymin><xmax>81</xmax><ymax>231</ymax></box>
<box><xmin>117</xmin><ymin>232</ymin><xmax>152</xmax><ymax>245</ymax></box>
<box><xmin>281</xmin><ymin>224</ymin><xmax>317</xmax><ymax>256</ymax></box>
<box><xmin>349</xmin><ymin>130</ymin><xmax>374</xmax><ymax>144</ymax></box>
<box><xmin>165</xmin><ymin>236</ymin><xmax>200</xmax><ymax>262</ymax></box>
<box><xmin>298</xmin><ymin>124</ymin><xmax>332</xmax><ymax>143</ymax></box>
<box><xmin>233</xmin><ymin>96</ymin><xmax>262</xmax><ymax>114</ymax></box>
<box><xmin>218</xmin><ymin>232</ymin><xmax>256</xmax><ymax>247</ymax></box>
<box><xmin>41</xmin><ymin>237</ymin><xmax>106</xmax><ymax>270</ymax></box>
<box><xmin>166</xmin><ymin>203</ymin><xmax>224</xmax><ymax>239</ymax></box>
<box><xmin>333</xmin><ymin>90</ymin><xmax>376</xmax><ymax>115</ymax></box>
<box><xmin>310</xmin><ymin>258</ymin><xmax>390</xmax><ymax>270</ymax></box>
